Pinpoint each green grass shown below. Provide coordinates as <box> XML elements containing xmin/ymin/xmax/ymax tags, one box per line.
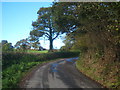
<box><xmin>27</xmin><ymin>50</ymin><xmax>48</xmax><ymax>53</ymax></box>
<box><xmin>2</xmin><ymin>61</ymin><xmax>47</xmax><ymax>88</ymax></box>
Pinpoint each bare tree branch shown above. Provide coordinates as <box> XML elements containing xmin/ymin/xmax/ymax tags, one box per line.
<box><xmin>53</xmin><ymin>32</ymin><xmax>59</xmax><ymax>40</ymax></box>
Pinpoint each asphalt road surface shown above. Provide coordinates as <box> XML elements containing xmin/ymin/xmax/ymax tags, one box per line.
<box><xmin>20</xmin><ymin>57</ymin><xmax>103</xmax><ymax>89</ymax></box>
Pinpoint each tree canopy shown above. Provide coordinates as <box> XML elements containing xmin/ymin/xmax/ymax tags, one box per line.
<box><xmin>14</xmin><ymin>39</ymin><xmax>31</xmax><ymax>51</ymax></box>
<box><xmin>30</xmin><ymin>7</ymin><xmax>60</xmax><ymax>50</ymax></box>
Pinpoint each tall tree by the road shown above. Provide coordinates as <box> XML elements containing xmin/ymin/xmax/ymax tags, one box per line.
<box><xmin>31</xmin><ymin>7</ymin><xmax>60</xmax><ymax>51</ymax></box>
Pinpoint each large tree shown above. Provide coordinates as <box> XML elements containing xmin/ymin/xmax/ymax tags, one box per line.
<box><xmin>30</xmin><ymin>7</ymin><xmax>60</xmax><ymax>50</ymax></box>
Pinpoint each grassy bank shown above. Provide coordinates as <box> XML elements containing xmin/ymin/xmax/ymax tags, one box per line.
<box><xmin>2</xmin><ymin>51</ymin><xmax>79</xmax><ymax>88</ymax></box>
<box><xmin>76</xmin><ymin>52</ymin><xmax>120</xmax><ymax>89</ymax></box>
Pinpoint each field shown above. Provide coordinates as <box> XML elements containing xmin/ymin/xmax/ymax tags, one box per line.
<box><xmin>27</xmin><ymin>50</ymin><xmax>48</xmax><ymax>53</ymax></box>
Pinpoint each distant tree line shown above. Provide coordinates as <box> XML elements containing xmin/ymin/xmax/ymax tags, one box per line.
<box><xmin>1</xmin><ymin>39</ymin><xmax>46</xmax><ymax>52</ymax></box>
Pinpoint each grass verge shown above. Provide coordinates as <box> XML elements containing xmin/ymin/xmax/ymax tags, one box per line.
<box><xmin>76</xmin><ymin>54</ymin><xmax>120</xmax><ymax>89</ymax></box>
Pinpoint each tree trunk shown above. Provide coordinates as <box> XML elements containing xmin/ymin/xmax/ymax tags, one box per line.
<box><xmin>49</xmin><ymin>39</ymin><xmax>53</xmax><ymax>51</ymax></box>
<box><xmin>49</xmin><ymin>28</ymin><xmax>53</xmax><ymax>51</ymax></box>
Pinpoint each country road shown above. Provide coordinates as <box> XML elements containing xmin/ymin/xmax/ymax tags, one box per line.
<box><xmin>20</xmin><ymin>57</ymin><xmax>103</xmax><ymax>89</ymax></box>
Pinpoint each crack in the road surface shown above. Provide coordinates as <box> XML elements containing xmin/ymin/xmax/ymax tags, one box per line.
<box><xmin>21</xmin><ymin>57</ymin><xmax>103</xmax><ymax>89</ymax></box>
